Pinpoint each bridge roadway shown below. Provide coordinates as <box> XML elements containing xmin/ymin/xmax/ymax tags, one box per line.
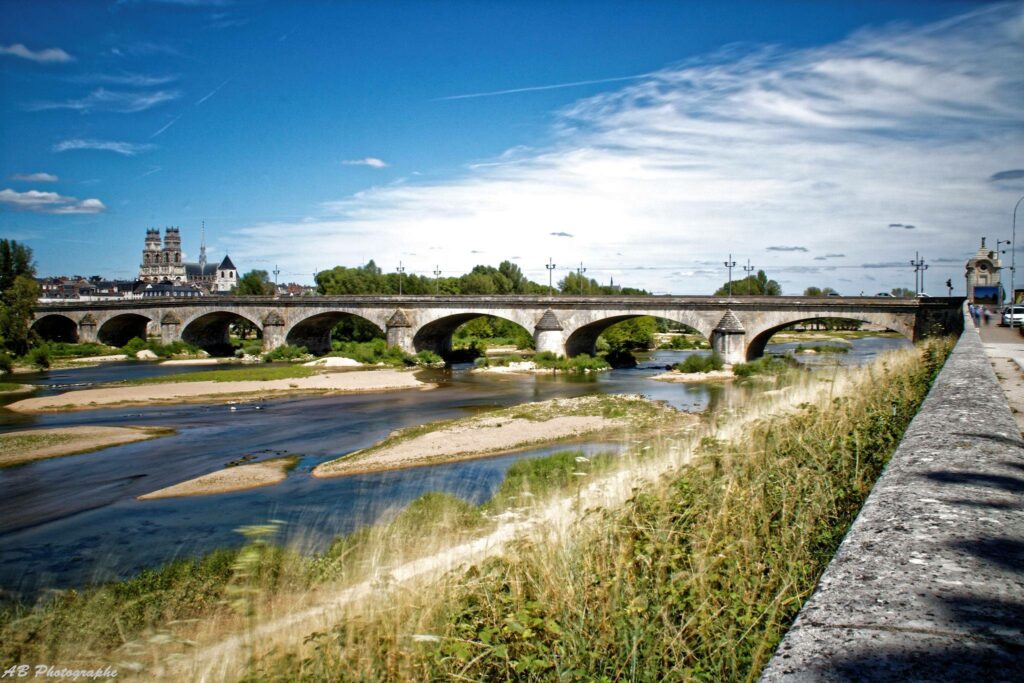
<box><xmin>31</xmin><ymin>295</ymin><xmax>964</xmax><ymax>363</ymax></box>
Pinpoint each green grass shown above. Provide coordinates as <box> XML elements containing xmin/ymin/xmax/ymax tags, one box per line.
<box><xmin>129</xmin><ymin>365</ymin><xmax>317</xmax><ymax>384</ymax></box>
<box><xmin>0</xmin><ymin>382</ymin><xmax>25</xmax><ymax>392</ymax></box>
<box><xmin>330</xmin><ymin>338</ymin><xmax>412</xmax><ymax>366</ymax></box>
<box><xmin>43</xmin><ymin>342</ymin><xmax>121</xmax><ymax>359</ymax></box>
<box><xmin>533</xmin><ymin>351</ymin><xmax>610</xmax><ymax>373</ymax></box>
<box><xmin>732</xmin><ymin>355</ymin><xmax>797</xmax><ymax>378</ymax></box>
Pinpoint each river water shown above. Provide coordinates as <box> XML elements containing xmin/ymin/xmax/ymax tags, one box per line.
<box><xmin>0</xmin><ymin>337</ymin><xmax>908</xmax><ymax>600</ymax></box>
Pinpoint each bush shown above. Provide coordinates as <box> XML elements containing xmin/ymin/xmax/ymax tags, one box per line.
<box><xmin>330</xmin><ymin>339</ymin><xmax>413</xmax><ymax>366</ymax></box>
<box><xmin>0</xmin><ymin>351</ymin><xmax>12</xmax><ymax>374</ymax></box>
<box><xmin>262</xmin><ymin>344</ymin><xmax>310</xmax><ymax>362</ymax></box>
<box><xmin>674</xmin><ymin>352</ymin><xmax>724</xmax><ymax>374</ymax></box>
<box><xmin>534</xmin><ymin>352</ymin><xmax>610</xmax><ymax>373</ymax></box>
<box><xmin>414</xmin><ymin>350</ymin><xmax>444</xmax><ymax>367</ymax></box>
<box><xmin>27</xmin><ymin>345</ymin><xmax>50</xmax><ymax>370</ymax></box>
<box><xmin>733</xmin><ymin>356</ymin><xmax>794</xmax><ymax>378</ymax></box>
<box><xmin>121</xmin><ymin>337</ymin><xmax>148</xmax><ymax>356</ymax></box>
<box><xmin>604</xmin><ymin>348</ymin><xmax>637</xmax><ymax>368</ymax></box>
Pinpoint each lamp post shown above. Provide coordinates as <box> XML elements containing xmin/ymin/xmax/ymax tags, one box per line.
<box><xmin>577</xmin><ymin>261</ymin><xmax>587</xmax><ymax>295</ymax></box>
<box><xmin>433</xmin><ymin>265</ymin><xmax>441</xmax><ymax>294</ymax></box>
<box><xmin>546</xmin><ymin>258</ymin><xmax>557</xmax><ymax>297</ymax></box>
<box><xmin>723</xmin><ymin>254</ymin><xmax>736</xmax><ymax>296</ymax></box>
<box><xmin>1012</xmin><ymin>195</ymin><xmax>1024</xmax><ymax>326</ymax></box>
<box><xmin>743</xmin><ymin>258</ymin><xmax>755</xmax><ymax>285</ymax></box>
<box><xmin>396</xmin><ymin>261</ymin><xmax>405</xmax><ymax>296</ymax></box>
<box><xmin>910</xmin><ymin>252</ymin><xmax>927</xmax><ymax>295</ymax></box>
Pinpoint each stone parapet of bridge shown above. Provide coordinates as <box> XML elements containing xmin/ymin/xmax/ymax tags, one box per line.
<box><xmin>30</xmin><ymin>295</ymin><xmax>964</xmax><ymax>362</ymax></box>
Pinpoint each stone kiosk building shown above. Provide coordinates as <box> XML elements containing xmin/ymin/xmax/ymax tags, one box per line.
<box><xmin>964</xmin><ymin>238</ymin><xmax>1002</xmax><ymax>304</ymax></box>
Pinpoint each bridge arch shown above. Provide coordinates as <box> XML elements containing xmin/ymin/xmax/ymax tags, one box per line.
<box><xmin>412</xmin><ymin>312</ymin><xmax>533</xmax><ymax>358</ymax></box>
<box><xmin>744</xmin><ymin>313</ymin><xmax>914</xmax><ymax>361</ymax></box>
<box><xmin>97</xmin><ymin>313</ymin><xmax>152</xmax><ymax>347</ymax></box>
<box><xmin>564</xmin><ymin>314</ymin><xmax>711</xmax><ymax>358</ymax></box>
<box><xmin>285</xmin><ymin>311</ymin><xmax>385</xmax><ymax>356</ymax></box>
<box><xmin>181</xmin><ymin>311</ymin><xmax>262</xmax><ymax>356</ymax></box>
<box><xmin>31</xmin><ymin>314</ymin><xmax>79</xmax><ymax>343</ymax></box>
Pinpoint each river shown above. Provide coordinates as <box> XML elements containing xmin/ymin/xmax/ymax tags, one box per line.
<box><xmin>0</xmin><ymin>336</ymin><xmax>908</xmax><ymax>600</ymax></box>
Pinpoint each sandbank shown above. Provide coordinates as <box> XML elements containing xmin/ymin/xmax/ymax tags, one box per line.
<box><xmin>160</xmin><ymin>358</ymin><xmax>224</xmax><ymax>366</ymax></box>
<box><xmin>138</xmin><ymin>456</ymin><xmax>296</xmax><ymax>499</ymax></box>
<box><xmin>312</xmin><ymin>395</ymin><xmax>671</xmax><ymax>478</ymax></box>
<box><xmin>68</xmin><ymin>354</ymin><xmax>129</xmax><ymax>363</ymax></box>
<box><xmin>0</xmin><ymin>425</ymin><xmax>173</xmax><ymax>468</ymax></box>
<box><xmin>650</xmin><ymin>369</ymin><xmax>735</xmax><ymax>383</ymax></box>
<box><xmin>6</xmin><ymin>368</ymin><xmax>433</xmax><ymax>413</ymax></box>
<box><xmin>0</xmin><ymin>383</ymin><xmax>33</xmax><ymax>394</ymax></box>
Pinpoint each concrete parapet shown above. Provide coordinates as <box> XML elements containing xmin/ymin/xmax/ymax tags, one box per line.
<box><xmin>759</xmin><ymin>320</ymin><xmax>1024</xmax><ymax>680</ymax></box>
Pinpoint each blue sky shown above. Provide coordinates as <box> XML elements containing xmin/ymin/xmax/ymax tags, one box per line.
<box><xmin>1</xmin><ymin>0</ymin><xmax>1022</xmax><ymax>295</ymax></box>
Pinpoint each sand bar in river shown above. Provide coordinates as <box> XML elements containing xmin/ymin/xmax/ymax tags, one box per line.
<box><xmin>138</xmin><ymin>457</ymin><xmax>297</xmax><ymax>499</ymax></box>
<box><xmin>6</xmin><ymin>368</ymin><xmax>432</xmax><ymax>413</ymax></box>
<box><xmin>0</xmin><ymin>425</ymin><xmax>173</xmax><ymax>468</ymax></box>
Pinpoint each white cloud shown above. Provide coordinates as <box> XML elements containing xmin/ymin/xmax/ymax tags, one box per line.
<box><xmin>8</xmin><ymin>172</ymin><xmax>58</xmax><ymax>182</ymax></box>
<box><xmin>229</xmin><ymin>4</ymin><xmax>1024</xmax><ymax>295</ymax></box>
<box><xmin>0</xmin><ymin>188</ymin><xmax>106</xmax><ymax>214</ymax></box>
<box><xmin>0</xmin><ymin>43</ymin><xmax>73</xmax><ymax>63</ymax></box>
<box><xmin>342</xmin><ymin>157</ymin><xmax>389</xmax><ymax>169</ymax></box>
<box><xmin>78</xmin><ymin>72</ymin><xmax>178</xmax><ymax>87</ymax></box>
<box><xmin>53</xmin><ymin>139</ymin><xmax>156</xmax><ymax>156</ymax></box>
<box><xmin>30</xmin><ymin>88</ymin><xmax>179</xmax><ymax>113</ymax></box>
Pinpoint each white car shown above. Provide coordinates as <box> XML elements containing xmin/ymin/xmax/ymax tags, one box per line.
<box><xmin>875</xmin><ymin>292</ymin><xmax>895</xmax><ymax>297</ymax></box>
<box><xmin>1001</xmin><ymin>306</ymin><xmax>1024</xmax><ymax>326</ymax></box>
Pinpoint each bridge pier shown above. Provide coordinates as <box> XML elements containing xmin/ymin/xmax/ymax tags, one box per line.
<box><xmin>386</xmin><ymin>309</ymin><xmax>415</xmax><ymax>354</ymax></box>
<box><xmin>160</xmin><ymin>313</ymin><xmax>181</xmax><ymax>346</ymax></box>
<box><xmin>261</xmin><ymin>311</ymin><xmax>286</xmax><ymax>352</ymax></box>
<box><xmin>78</xmin><ymin>314</ymin><xmax>97</xmax><ymax>344</ymax></box>
<box><xmin>534</xmin><ymin>309</ymin><xmax>566</xmax><ymax>357</ymax></box>
<box><xmin>711</xmin><ymin>310</ymin><xmax>746</xmax><ymax>365</ymax></box>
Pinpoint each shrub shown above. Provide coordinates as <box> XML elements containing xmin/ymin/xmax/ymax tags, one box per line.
<box><xmin>674</xmin><ymin>352</ymin><xmax>724</xmax><ymax>374</ymax></box>
<box><xmin>0</xmin><ymin>351</ymin><xmax>12</xmax><ymax>374</ymax></box>
<box><xmin>27</xmin><ymin>345</ymin><xmax>50</xmax><ymax>370</ymax></box>
<box><xmin>414</xmin><ymin>350</ymin><xmax>444</xmax><ymax>366</ymax></box>
<box><xmin>733</xmin><ymin>356</ymin><xmax>794</xmax><ymax>378</ymax></box>
<box><xmin>262</xmin><ymin>345</ymin><xmax>309</xmax><ymax>362</ymax></box>
<box><xmin>121</xmin><ymin>337</ymin><xmax>148</xmax><ymax>356</ymax></box>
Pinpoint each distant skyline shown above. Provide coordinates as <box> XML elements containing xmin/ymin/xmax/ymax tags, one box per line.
<box><xmin>1</xmin><ymin>1</ymin><xmax>1022</xmax><ymax>295</ymax></box>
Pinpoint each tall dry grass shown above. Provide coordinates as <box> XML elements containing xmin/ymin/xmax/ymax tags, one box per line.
<box><xmin>232</xmin><ymin>338</ymin><xmax>951</xmax><ymax>682</ymax></box>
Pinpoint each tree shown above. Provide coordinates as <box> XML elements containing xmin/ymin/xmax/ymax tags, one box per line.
<box><xmin>0</xmin><ymin>240</ymin><xmax>38</xmax><ymax>357</ymax></box>
<box><xmin>715</xmin><ymin>269</ymin><xmax>781</xmax><ymax>296</ymax></box>
<box><xmin>891</xmin><ymin>287</ymin><xmax>916</xmax><ymax>298</ymax></box>
<box><xmin>234</xmin><ymin>270</ymin><xmax>274</xmax><ymax>296</ymax></box>
<box><xmin>803</xmin><ymin>286</ymin><xmax>837</xmax><ymax>296</ymax></box>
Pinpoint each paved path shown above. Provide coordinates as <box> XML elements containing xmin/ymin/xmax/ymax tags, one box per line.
<box><xmin>979</xmin><ymin>322</ymin><xmax>1024</xmax><ymax>435</ymax></box>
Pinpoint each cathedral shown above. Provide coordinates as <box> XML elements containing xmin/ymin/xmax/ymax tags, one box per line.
<box><xmin>138</xmin><ymin>226</ymin><xmax>238</xmax><ymax>293</ymax></box>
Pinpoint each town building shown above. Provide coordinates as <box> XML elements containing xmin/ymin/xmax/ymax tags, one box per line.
<box><xmin>964</xmin><ymin>237</ymin><xmax>1003</xmax><ymax>304</ymax></box>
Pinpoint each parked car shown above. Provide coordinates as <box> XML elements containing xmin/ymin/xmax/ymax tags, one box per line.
<box><xmin>875</xmin><ymin>292</ymin><xmax>895</xmax><ymax>297</ymax></box>
<box><xmin>1001</xmin><ymin>305</ymin><xmax>1024</xmax><ymax>326</ymax></box>
<box><xmin>826</xmin><ymin>292</ymin><xmax>841</xmax><ymax>297</ymax></box>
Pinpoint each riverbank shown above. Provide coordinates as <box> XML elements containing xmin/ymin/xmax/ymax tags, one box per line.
<box><xmin>651</xmin><ymin>369</ymin><xmax>735</xmax><ymax>383</ymax></box>
<box><xmin>5</xmin><ymin>368</ymin><xmax>433</xmax><ymax>413</ymax></box>
<box><xmin>0</xmin><ymin>426</ymin><xmax>174</xmax><ymax>468</ymax></box>
<box><xmin>314</xmin><ymin>394</ymin><xmax>681</xmax><ymax>478</ymax></box>
<box><xmin>138</xmin><ymin>456</ymin><xmax>299</xmax><ymax>500</ymax></box>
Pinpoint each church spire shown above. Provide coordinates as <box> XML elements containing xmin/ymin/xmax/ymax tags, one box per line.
<box><xmin>199</xmin><ymin>220</ymin><xmax>207</xmax><ymax>270</ymax></box>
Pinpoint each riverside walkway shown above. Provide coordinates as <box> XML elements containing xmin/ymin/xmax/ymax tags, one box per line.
<box><xmin>760</xmin><ymin>316</ymin><xmax>1024</xmax><ymax>681</ymax></box>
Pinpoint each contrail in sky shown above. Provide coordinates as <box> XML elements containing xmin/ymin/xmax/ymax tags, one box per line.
<box><xmin>196</xmin><ymin>79</ymin><xmax>231</xmax><ymax>105</ymax></box>
<box><xmin>433</xmin><ymin>73</ymin><xmax>652</xmax><ymax>101</ymax></box>
<box><xmin>151</xmin><ymin>114</ymin><xmax>182</xmax><ymax>138</ymax></box>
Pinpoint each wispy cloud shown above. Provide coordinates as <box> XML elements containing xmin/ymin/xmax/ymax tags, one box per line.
<box><xmin>53</xmin><ymin>139</ymin><xmax>155</xmax><ymax>156</ymax></box>
<box><xmin>8</xmin><ymin>172</ymin><xmax>58</xmax><ymax>182</ymax></box>
<box><xmin>76</xmin><ymin>72</ymin><xmax>178</xmax><ymax>87</ymax></box>
<box><xmin>767</xmin><ymin>246</ymin><xmax>808</xmax><ymax>252</ymax></box>
<box><xmin>434</xmin><ymin>73</ymin><xmax>651</xmax><ymax>101</ymax></box>
<box><xmin>550</xmin><ymin>231</ymin><xmax>574</xmax><ymax>237</ymax></box>
<box><xmin>0</xmin><ymin>43</ymin><xmax>73</xmax><ymax>63</ymax></box>
<box><xmin>342</xmin><ymin>157</ymin><xmax>389</xmax><ymax>169</ymax></box>
<box><xmin>30</xmin><ymin>88</ymin><xmax>179</xmax><ymax>113</ymax></box>
<box><xmin>228</xmin><ymin>4</ymin><xmax>1024</xmax><ymax>295</ymax></box>
<box><xmin>0</xmin><ymin>188</ymin><xmax>105</xmax><ymax>214</ymax></box>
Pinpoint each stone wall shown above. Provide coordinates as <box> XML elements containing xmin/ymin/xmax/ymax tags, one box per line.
<box><xmin>759</xmin><ymin>314</ymin><xmax>1023</xmax><ymax>681</ymax></box>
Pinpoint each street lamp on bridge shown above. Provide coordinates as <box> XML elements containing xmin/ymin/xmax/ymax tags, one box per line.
<box><xmin>577</xmin><ymin>261</ymin><xmax>587</xmax><ymax>295</ymax></box>
<box><xmin>546</xmin><ymin>258</ymin><xmax>557</xmax><ymax>298</ymax></box>
<box><xmin>433</xmin><ymin>265</ymin><xmax>442</xmax><ymax>294</ymax></box>
<box><xmin>396</xmin><ymin>261</ymin><xmax>406</xmax><ymax>296</ymax></box>
<box><xmin>723</xmin><ymin>254</ymin><xmax>736</xmax><ymax>296</ymax></box>
<box><xmin>910</xmin><ymin>252</ymin><xmax>928</xmax><ymax>295</ymax></box>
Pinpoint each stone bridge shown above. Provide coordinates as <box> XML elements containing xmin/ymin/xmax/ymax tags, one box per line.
<box><xmin>30</xmin><ymin>295</ymin><xmax>964</xmax><ymax>364</ymax></box>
